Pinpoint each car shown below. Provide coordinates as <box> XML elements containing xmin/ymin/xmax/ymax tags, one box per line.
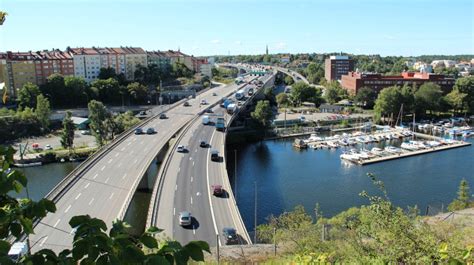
<box><xmin>45</xmin><ymin>144</ymin><xmax>52</xmax><ymax>150</ymax></box>
<box><xmin>80</xmin><ymin>130</ymin><xmax>91</xmax><ymax>135</ymax></box>
<box><xmin>200</xmin><ymin>140</ymin><xmax>207</xmax><ymax>147</ymax></box>
<box><xmin>139</xmin><ymin>110</ymin><xmax>146</xmax><ymax>115</ymax></box>
<box><xmin>210</xmin><ymin>150</ymin><xmax>219</xmax><ymax>161</ymax></box>
<box><xmin>146</xmin><ymin>128</ymin><xmax>156</xmax><ymax>134</ymax></box>
<box><xmin>222</xmin><ymin>227</ymin><xmax>238</xmax><ymax>244</ymax></box>
<box><xmin>177</xmin><ymin>145</ymin><xmax>186</xmax><ymax>152</ymax></box>
<box><xmin>205</xmin><ymin>108</ymin><xmax>213</xmax><ymax>113</ymax></box>
<box><xmin>134</xmin><ymin>128</ymin><xmax>143</xmax><ymax>135</ymax></box>
<box><xmin>159</xmin><ymin>113</ymin><xmax>167</xmax><ymax>119</ymax></box>
<box><xmin>183</xmin><ymin>102</ymin><xmax>190</xmax><ymax>107</ymax></box>
<box><xmin>212</xmin><ymin>92</ymin><xmax>217</xmax><ymax>96</ymax></box>
<box><xmin>200</xmin><ymin>99</ymin><xmax>207</xmax><ymax>105</ymax></box>
<box><xmin>179</xmin><ymin>211</ymin><xmax>192</xmax><ymax>226</ymax></box>
<box><xmin>211</xmin><ymin>184</ymin><xmax>224</xmax><ymax>196</ymax></box>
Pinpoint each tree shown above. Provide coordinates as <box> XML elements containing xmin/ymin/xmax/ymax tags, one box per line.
<box><xmin>35</xmin><ymin>94</ymin><xmax>51</xmax><ymax>131</ymax></box>
<box><xmin>374</xmin><ymin>85</ymin><xmax>414</xmax><ymax>123</ymax></box>
<box><xmin>355</xmin><ymin>87</ymin><xmax>377</xmax><ymax>109</ymax></box>
<box><xmin>251</xmin><ymin>100</ymin><xmax>273</xmax><ymax>128</ymax></box>
<box><xmin>127</xmin><ymin>82</ymin><xmax>148</xmax><ymax>104</ymax></box>
<box><xmin>17</xmin><ymin>83</ymin><xmax>40</xmax><ymax>108</ymax></box>
<box><xmin>304</xmin><ymin>63</ymin><xmax>325</xmax><ymax>85</ymax></box>
<box><xmin>172</xmin><ymin>62</ymin><xmax>193</xmax><ymax>78</ymax></box>
<box><xmin>41</xmin><ymin>74</ymin><xmax>66</xmax><ymax>107</ymax></box>
<box><xmin>60</xmin><ymin>111</ymin><xmax>75</xmax><ymax>151</ymax></box>
<box><xmin>445</xmin><ymin>88</ymin><xmax>467</xmax><ymax>114</ymax></box>
<box><xmin>447</xmin><ymin>179</ymin><xmax>472</xmax><ymax>211</ymax></box>
<box><xmin>0</xmin><ymin>146</ymin><xmax>210</xmax><ymax>264</ymax></box>
<box><xmin>91</xmin><ymin>78</ymin><xmax>121</xmax><ymax>104</ymax></box>
<box><xmin>284</xmin><ymin>75</ymin><xmax>294</xmax><ymax>85</ymax></box>
<box><xmin>290</xmin><ymin>82</ymin><xmax>323</xmax><ymax>106</ymax></box>
<box><xmin>276</xmin><ymin>93</ymin><xmax>290</xmax><ymax>107</ymax></box>
<box><xmin>414</xmin><ymin>82</ymin><xmax>443</xmax><ymax>116</ymax></box>
<box><xmin>112</xmin><ymin>111</ymin><xmax>140</xmax><ymax>135</ymax></box>
<box><xmin>98</xmin><ymin>67</ymin><xmax>117</xmax><ymax>80</ymax></box>
<box><xmin>64</xmin><ymin>76</ymin><xmax>88</xmax><ymax>106</ymax></box>
<box><xmin>88</xmin><ymin>100</ymin><xmax>110</xmax><ymax>145</ymax></box>
<box><xmin>453</xmin><ymin>76</ymin><xmax>474</xmax><ymax>114</ymax></box>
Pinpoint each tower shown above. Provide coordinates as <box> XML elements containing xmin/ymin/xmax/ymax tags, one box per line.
<box><xmin>266</xmin><ymin>45</ymin><xmax>268</xmax><ymax>55</ymax></box>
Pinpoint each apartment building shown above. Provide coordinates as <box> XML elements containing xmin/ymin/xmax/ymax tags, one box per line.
<box><xmin>147</xmin><ymin>51</ymin><xmax>171</xmax><ymax>68</ymax></box>
<box><xmin>341</xmin><ymin>71</ymin><xmax>455</xmax><ymax>95</ymax></box>
<box><xmin>117</xmin><ymin>47</ymin><xmax>147</xmax><ymax>81</ymax></box>
<box><xmin>34</xmin><ymin>49</ymin><xmax>74</xmax><ymax>85</ymax></box>
<box><xmin>68</xmin><ymin>48</ymin><xmax>102</xmax><ymax>83</ymax></box>
<box><xmin>324</xmin><ymin>55</ymin><xmax>354</xmax><ymax>81</ymax></box>
<box><xmin>0</xmin><ymin>52</ymin><xmax>37</xmax><ymax>97</ymax></box>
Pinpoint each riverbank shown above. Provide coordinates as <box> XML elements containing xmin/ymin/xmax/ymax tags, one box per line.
<box><xmin>13</xmin><ymin>146</ymin><xmax>97</xmax><ymax>167</ymax></box>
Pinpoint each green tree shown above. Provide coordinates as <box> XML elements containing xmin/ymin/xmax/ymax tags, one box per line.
<box><xmin>98</xmin><ymin>67</ymin><xmax>117</xmax><ymax>80</ymax></box>
<box><xmin>91</xmin><ymin>78</ymin><xmax>121</xmax><ymax>104</ymax></box>
<box><xmin>448</xmin><ymin>179</ymin><xmax>472</xmax><ymax>211</ymax></box>
<box><xmin>35</xmin><ymin>94</ymin><xmax>51</xmax><ymax>131</ymax></box>
<box><xmin>276</xmin><ymin>93</ymin><xmax>289</xmax><ymax>107</ymax></box>
<box><xmin>374</xmin><ymin>85</ymin><xmax>414</xmax><ymax>123</ymax></box>
<box><xmin>453</xmin><ymin>76</ymin><xmax>474</xmax><ymax>114</ymax></box>
<box><xmin>127</xmin><ymin>82</ymin><xmax>148</xmax><ymax>104</ymax></box>
<box><xmin>414</xmin><ymin>82</ymin><xmax>443</xmax><ymax>116</ymax></box>
<box><xmin>112</xmin><ymin>111</ymin><xmax>140</xmax><ymax>135</ymax></box>
<box><xmin>60</xmin><ymin>111</ymin><xmax>75</xmax><ymax>151</ymax></box>
<box><xmin>64</xmin><ymin>76</ymin><xmax>88</xmax><ymax>106</ymax></box>
<box><xmin>172</xmin><ymin>62</ymin><xmax>193</xmax><ymax>78</ymax></box>
<box><xmin>251</xmin><ymin>100</ymin><xmax>273</xmax><ymax>127</ymax></box>
<box><xmin>304</xmin><ymin>63</ymin><xmax>325</xmax><ymax>85</ymax></box>
<box><xmin>284</xmin><ymin>75</ymin><xmax>294</xmax><ymax>85</ymax></box>
<box><xmin>290</xmin><ymin>82</ymin><xmax>323</xmax><ymax>106</ymax></box>
<box><xmin>40</xmin><ymin>74</ymin><xmax>66</xmax><ymax>107</ymax></box>
<box><xmin>88</xmin><ymin>100</ymin><xmax>110</xmax><ymax>145</ymax></box>
<box><xmin>17</xmin><ymin>83</ymin><xmax>40</xmax><ymax>108</ymax></box>
<box><xmin>445</xmin><ymin>88</ymin><xmax>467</xmax><ymax>114</ymax></box>
<box><xmin>324</xmin><ymin>86</ymin><xmax>340</xmax><ymax>104</ymax></box>
<box><xmin>354</xmin><ymin>87</ymin><xmax>377</xmax><ymax>109</ymax></box>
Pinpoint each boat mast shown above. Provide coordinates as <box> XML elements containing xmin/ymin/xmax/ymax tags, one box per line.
<box><xmin>412</xmin><ymin>113</ymin><xmax>415</xmax><ymax>140</ymax></box>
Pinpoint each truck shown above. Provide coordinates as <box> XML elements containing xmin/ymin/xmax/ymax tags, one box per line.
<box><xmin>226</xmin><ymin>103</ymin><xmax>237</xmax><ymax>114</ymax></box>
<box><xmin>235</xmin><ymin>89</ymin><xmax>246</xmax><ymax>100</ymax></box>
<box><xmin>215</xmin><ymin>117</ymin><xmax>225</xmax><ymax>131</ymax></box>
<box><xmin>221</xmin><ymin>99</ymin><xmax>234</xmax><ymax>109</ymax></box>
<box><xmin>8</xmin><ymin>242</ymin><xmax>27</xmax><ymax>262</ymax></box>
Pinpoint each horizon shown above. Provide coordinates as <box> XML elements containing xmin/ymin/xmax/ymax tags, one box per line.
<box><xmin>1</xmin><ymin>0</ymin><xmax>473</xmax><ymax>57</ymax></box>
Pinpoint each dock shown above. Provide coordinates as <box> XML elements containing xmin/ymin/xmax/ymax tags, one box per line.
<box><xmin>357</xmin><ymin>141</ymin><xmax>471</xmax><ymax>165</ymax></box>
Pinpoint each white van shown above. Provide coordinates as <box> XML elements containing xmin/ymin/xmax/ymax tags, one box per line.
<box><xmin>202</xmin><ymin>115</ymin><xmax>210</xmax><ymax>125</ymax></box>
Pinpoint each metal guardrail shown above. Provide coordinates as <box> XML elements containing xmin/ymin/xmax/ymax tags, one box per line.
<box><xmin>146</xmin><ymin>82</ymin><xmax>250</xmax><ymax>227</ymax></box>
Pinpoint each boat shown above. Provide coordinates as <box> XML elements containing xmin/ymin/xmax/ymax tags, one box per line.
<box><xmin>385</xmin><ymin>146</ymin><xmax>401</xmax><ymax>154</ymax></box>
<box><xmin>401</xmin><ymin>142</ymin><xmax>419</xmax><ymax>151</ymax></box>
<box><xmin>371</xmin><ymin>147</ymin><xmax>385</xmax><ymax>156</ymax></box>
<box><xmin>327</xmin><ymin>141</ymin><xmax>339</xmax><ymax>148</ymax></box>
<box><xmin>462</xmin><ymin>131</ymin><xmax>474</xmax><ymax>138</ymax></box>
<box><xmin>13</xmin><ymin>162</ymin><xmax>43</xmax><ymax>168</ymax></box>
<box><xmin>426</xmin><ymin>141</ymin><xmax>442</xmax><ymax>147</ymax></box>
<box><xmin>293</xmin><ymin>139</ymin><xmax>308</xmax><ymax>149</ymax></box>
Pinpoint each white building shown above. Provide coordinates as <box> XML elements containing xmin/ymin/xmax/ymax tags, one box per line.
<box><xmin>200</xmin><ymin>63</ymin><xmax>212</xmax><ymax>77</ymax></box>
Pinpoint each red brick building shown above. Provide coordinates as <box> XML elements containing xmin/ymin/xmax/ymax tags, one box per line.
<box><xmin>324</xmin><ymin>55</ymin><xmax>354</xmax><ymax>81</ymax></box>
<box><xmin>341</xmin><ymin>71</ymin><xmax>456</xmax><ymax>95</ymax></box>
<box><xmin>33</xmin><ymin>50</ymin><xmax>74</xmax><ymax>85</ymax></box>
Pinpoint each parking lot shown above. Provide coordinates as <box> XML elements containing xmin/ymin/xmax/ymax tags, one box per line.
<box><xmin>14</xmin><ymin>130</ymin><xmax>97</xmax><ymax>154</ymax></box>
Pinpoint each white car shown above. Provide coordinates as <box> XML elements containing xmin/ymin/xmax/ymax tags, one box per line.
<box><xmin>177</xmin><ymin>145</ymin><xmax>186</xmax><ymax>153</ymax></box>
<box><xmin>45</xmin><ymin>144</ymin><xmax>53</xmax><ymax>150</ymax></box>
<box><xmin>200</xmin><ymin>99</ymin><xmax>207</xmax><ymax>105</ymax></box>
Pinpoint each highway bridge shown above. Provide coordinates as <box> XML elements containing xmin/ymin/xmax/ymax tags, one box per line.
<box><xmin>29</xmin><ymin>64</ymin><xmax>297</xmax><ymax>252</ymax></box>
<box><xmin>147</xmin><ymin>74</ymin><xmax>275</xmax><ymax>247</ymax></box>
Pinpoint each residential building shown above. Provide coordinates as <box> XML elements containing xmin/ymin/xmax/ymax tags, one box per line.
<box><xmin>193</xmin><ymin>57</ymin><xmax>209</xmax><ymax>76</ymax></box>
<box><xmin>324</xmin><ymin>55</ymin><xmax>354</xmax><ymax>81</ymax></box>
<box><xmin>33</xmin><ymin>49</ymin><xmax>74</xmax><ymax>85</ymax></box>
<box><xmin>147</xmin><ymin>51</ymin><xmax>171</xmax><ymax>68</ymax></box>
<box><xmin>117</xmin><ymin>47</ymin><xmax>147</xmax><ymax>81</ymax></box>
<box><xmin>164</xmin><ymin>50</ymin><xmax>195</xmax><ymax>72</ymax></box>
<box><xmin>0</xmin><ymin>52</ymin><xmax>37</xmax><ymax>98</ymax></box>
<box><xmin>280</xmin><ymin>54</ymin><xmax>291</xmax><ymax>63</ymax></box>
<box><xmin>68</xmin><ymin>47</ymin><xmax>102</xmax><ymax>83</ymax></box>
<box><xmin>431</xmin><ymin>60</ymin><xmax>457</xmax><ymax>69</ymax></box>
<box><xmin>341</xmin><ymin>71</ymin><xmax>455</xmax><ymax>95</ymax></box>
<box><xmin>199</xmin><ymin>62</ymin><xmax>212</xmax><ymax>78</ymax></box>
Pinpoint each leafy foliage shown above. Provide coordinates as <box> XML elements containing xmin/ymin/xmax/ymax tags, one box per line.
<box><xmin>17</xmin><ymin>83</ymin><xmax>41</xmax><ymax>109</ymax></box>
<box><xmin>448</xmin><ymin>179</ymin><xmax>473</xmax><ymax>211</ymax></box>
<box><xmin>251</xmin><ymin>100</ymin><xmax>273</xmax><ymax>128</ymax></box>
<box><xmin>60</xmin><ymin>111</ymin><xmax>75</xmax><ymax>151</ymax></box>
<box><xmin>290</xmin><ymin>82</ymin><xmax>323</xmax><ymax>106</ymax></box>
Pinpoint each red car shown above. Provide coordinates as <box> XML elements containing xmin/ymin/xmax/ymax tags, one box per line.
<box><xmin>211</xmin><ymin>185</ymin><xmax>224</xmax><ymax>197</ymax></box>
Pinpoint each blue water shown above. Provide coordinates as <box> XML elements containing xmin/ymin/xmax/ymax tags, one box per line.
<box><xmin>231</xmin><ymin>136</ymin><xmax>474</xmax><ymax>232</ymax></box>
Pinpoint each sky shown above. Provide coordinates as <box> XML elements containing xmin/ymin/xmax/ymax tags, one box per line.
<box><xmin>0</xmin><ymin>0</ymin><xmax>473</xmax><ymax>56</ymax></box>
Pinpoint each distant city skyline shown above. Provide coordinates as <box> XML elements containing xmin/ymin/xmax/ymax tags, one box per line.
<box><xmin>0</xmin><ymin>0</ymin><xmax>473</xmax><ymax>56</ymax></box>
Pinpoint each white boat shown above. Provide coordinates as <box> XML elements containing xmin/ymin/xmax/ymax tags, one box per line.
<box><xmin>401</xmin><ymin>142</ymin><xmax>419</xmax><ymax>151</ymax></box>
<box><xmin>371</xmin><ymin>147</ymin><xmax>384</xmax><ymax>156</ymax></box>
<box><xmin>385</xmin><ymin>146</ymin><xmax>401</xmax><ymax>154</ymax></box>
<box><xmin>426</xmin><ymin>141</ymin><xmax>442</xmax><ymax>147</ymax></box>
<box><xmin>327</xmin><ymin>141</ymin><xmax>339</xmax><ymax>148</ymax></box>
<box><xmin>361</xmin><ymin>149</ymin><xmax>376</xmax><ymax>159</ymax></box>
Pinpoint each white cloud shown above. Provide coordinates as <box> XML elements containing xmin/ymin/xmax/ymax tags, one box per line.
<box><xmin>210</xmin><ymin>39</ymin><xmax>221</xmax><ymax>44</ymax></box>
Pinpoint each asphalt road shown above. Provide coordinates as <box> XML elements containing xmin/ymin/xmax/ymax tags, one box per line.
<box><xmin>30</xmin><ymin>81</ymin><xmax>246</xmax><ymax>253</ymax></box>
<box><xmin>154</xmin><ymin>75</ymin><xmax>274</xmax><ymax>247</ymax></box>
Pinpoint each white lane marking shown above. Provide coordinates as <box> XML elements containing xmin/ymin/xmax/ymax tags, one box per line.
<box><xmin>191</xmin><ymin>197</ymin><xmax>193</xmax><ymax>204</ymax></box>
<box><xmin>40</xmin><ymin>236</ymin><xmax>48</xmax><ymax>247</ymax></box>
<box><xmin>121</xmin><ymin>147</ymin><xmax>125</xmax><ymax>151</ymax></box>
<box><xmin>173</xmin><ymin>208</ymin><xmax>176</xmax><ymax>216</ymax></box>
<box><xmin>64</xmin><ymin>205</ymin><xmax>71</xmax><ymax>213</ymax></box>
<box><xmin>133</xmin><ymin>159</ymin><xmax>138</xmax><ymax>164</ymax></box>
<box><xmin>109</xmin><ymin>193</ymin><xmax>114</xmax><ymax>200</ymax></box>
<box><xmin>84</xmin><ymin>183</ymin><xmax>90</xmax><ymax>189</ymax></box>
<box><xmin>105</xmin><ymin>177</ymin><xmax>110</xmax><ymax>183</ymax></box>
<box><xmin>189</xmin><ymin>157</ymin><xmax>192</xmax><ymax>160</ymax></box>
<box><xmin>175</xmin><ymin>184</ymin><xmax>177</xmax><ymax>191</ymax></box>
<box><xmin>118</xmin><ymin>162</ymin><xmax>122</xmax><ymax>168</ymax></box>
<box><xmin>88</xmin><ymin>198</ymin><xmax>95</xmax><ymax>205</ymax></box>
<box><xmin>191</xmin><ymin>176</ymin><xmax>193</xmax><ymax>182</ymax></box>
<box><xmin>206</xmin><ymin>130</ymin><xmax>219</xmax><ymax>243</ymax></box>
<box><xmin>53</xmin><ymin>219</ymin><xmax>60</xmax><ymax>228</ymax></box>
<box><xmin>193</xmin><ymin>226</ymin><xmax>196</xmax><ymax>235</ymax></box>
<box><xmin>127</xmin><ymin>142</ymin><xmax>131</xmax><ymax>146</ymax></box>
<box><xmin>115</xmin><ymin>153</ymin><xmax>119</xmax><ymax>157</ymax></box>
<box><xmin>122</xmin><ymin>173</ymin><xmax>127</xmax><ymax>180</ymax></box>
<box><xmin>108</xmin><ymin>159</ymin><xmax>113</xmax><ymax>164</ymax></box>
<box><xmin>178</xmin><ymin>167</ymin><xmax>180</xmax><ymax>172</ymax></box>
<box><xmin>100</xmin><ymin>166</ymin><xmax>106</xmax><ymax>171</ymax></box>
<box><xmin>75</xmin><ymin>193</ymin><xmax>81</xmax><ymax>200</ymax></box>
<box><xmin>193</xmin><ymin>161</ymin><xmax>195</xmax><ymax>166</ymax></box>
<box><xmin>93</xmin><ymin>173</ymin><xmax>98</xmax><ymax>179</ymax></box>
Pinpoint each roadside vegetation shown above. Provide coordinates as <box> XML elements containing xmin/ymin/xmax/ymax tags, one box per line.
<box><xmin>211</xmin><ymin>67</ymin><xmax>238</xmax><ymax>84</ymax></box>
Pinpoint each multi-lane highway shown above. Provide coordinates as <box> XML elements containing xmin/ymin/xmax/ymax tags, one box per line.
<box><xmin>151</xmin><ymin>74</ymin><xmax>275</xmax><ymax>247</ymax></box>
<box><xmin>30</xmin><ymin>80</ymin><xmax>249</xmax><ymax>253</ymax></box>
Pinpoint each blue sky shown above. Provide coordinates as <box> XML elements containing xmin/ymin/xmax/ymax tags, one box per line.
<box><xmin>0</xmin><ymin>0</ymin><xmax>473</xmax><ymax>56</ymax></box>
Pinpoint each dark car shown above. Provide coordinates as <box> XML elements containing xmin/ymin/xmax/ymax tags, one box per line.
<box><xmin>210</xmin><ymin>150</ymin><xmax>219</xmax><ymax>161</ymax></box>
<box><xmin>134</xmin><ymin>128</ymin><xmax>143</xmax><ymax>135</ymax></box>
<box><xmin>200</xmin><ymin>140</ymin><xmax>207</xmax><ymax>148</ymax></box>
<box><xmin>183</xmin><ymin>102</ymin><xmax>190</xmax><ymax>107</ymax></box>
<box><xmin>146</xmin><ymin>128</ymin><xmax>156</xmax><ymax>134</ymax></box>
<box><xmin>211</xmin><ymin>184</ymin><xmax>224</xmax><ymax>197</ymax></box>
<box><xmin>159</xmin><ymin>113</ymin><xmax>167</xmax><ymax>119</ymax></box>
<box><xmin>222</xmin><ymin>227</ymin><xmax>238</xmax><ymax>245</ymax></box>
<box><xmin>205</xmin><ymin>108</ymin><xmax>213</xmax><ymax>113</ymax></box>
